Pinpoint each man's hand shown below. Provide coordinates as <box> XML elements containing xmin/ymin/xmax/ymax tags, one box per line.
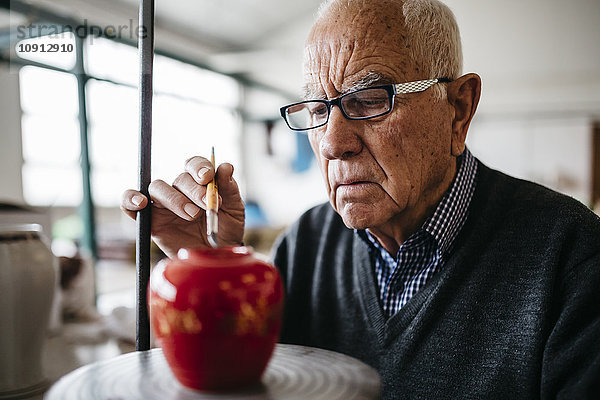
<box><xmin>121</xmin><ymin>157</ymin><xmax>245</xmax><ymax>258</ymax></box>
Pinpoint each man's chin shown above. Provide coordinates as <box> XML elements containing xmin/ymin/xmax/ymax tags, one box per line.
<box><xmin>331</xmin><ymin>199</ymin><xmax>388</xmax><ymax>229</ymax></box>
<box><xmin>337</xmin><ymin>208</ymin><xmax>383</xmax><ymax>230</ymax></box>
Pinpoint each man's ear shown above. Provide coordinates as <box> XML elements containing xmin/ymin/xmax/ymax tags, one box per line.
<box><xmin>447</xmin><ymin>73</ymin><xmax>481</xmax><ymax>156</ymax></box>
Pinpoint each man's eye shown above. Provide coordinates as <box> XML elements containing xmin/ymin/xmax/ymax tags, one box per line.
<box><xmin>343</xmin><ymin>96</ymin><xmax>387</xmax><ymax>113</ymax></box>
<box><xmin>357</xmin><ymin>98</ymin><xmax>387</xmax><ymax>107</ymax></box>
<box><xmin>309</xmin><ymin>104</ymin><xmax>328</xmax><ymax>116</ymax></box>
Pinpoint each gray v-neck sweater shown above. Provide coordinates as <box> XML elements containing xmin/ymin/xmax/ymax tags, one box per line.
<box><xmin>273</xmin><ymin>162</ymin><xmax>600</xmax><ymax>399</ymax></box>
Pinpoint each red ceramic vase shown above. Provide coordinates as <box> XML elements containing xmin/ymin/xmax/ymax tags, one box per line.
<box><xmin>149</xmin><ymin>246</ymin><xmax>284</xmax><ymax>391</ymax></box>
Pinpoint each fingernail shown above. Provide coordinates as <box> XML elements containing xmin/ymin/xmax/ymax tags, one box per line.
<box><xmin>198</xmin><ymin>167</ymin><xmax>209</xmax><ymax>179</ymax></box>
<box><xmin>132</xmin><ymin>195</ymin><xmax>144</xmax><ymax>206</ymax></box>
<box><xmin>184</xmin><ymin>203</ymin><xmax>200</xmax><ymax>218</ymax></box>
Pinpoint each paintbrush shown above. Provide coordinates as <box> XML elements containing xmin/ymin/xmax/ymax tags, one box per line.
<box><xmin>206</xmin><ymin>147</ymin><xmax>219</xmax><ymax>247</ymax></box>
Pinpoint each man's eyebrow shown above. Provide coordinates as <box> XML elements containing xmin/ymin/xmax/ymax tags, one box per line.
<box><xmin>342</xmin><ymin>72</ymin><xmax>391</xmax><ymax>93</ymax></box>
<box><xmin>301</xmin><ymin>72</ymin><xmax>391</xmax><ymax>100</ymax></box>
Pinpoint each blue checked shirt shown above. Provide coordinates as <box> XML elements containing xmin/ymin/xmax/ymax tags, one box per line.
<box><xmin>357</xmin><ymin>149</ymin><xmax>478</xmax><ymax>318</ymax></box>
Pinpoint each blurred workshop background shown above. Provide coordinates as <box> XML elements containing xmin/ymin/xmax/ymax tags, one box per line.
<box><xmin>0</xmin><ymin>0</ymin><xmax>599</xmax><ymax>395</ymax></box>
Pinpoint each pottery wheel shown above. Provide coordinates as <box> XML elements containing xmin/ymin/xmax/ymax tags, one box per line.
<box><xmin>45</xmin><ymin>344</ymin><xmax>381</xmax><ymax>400</ymax></box>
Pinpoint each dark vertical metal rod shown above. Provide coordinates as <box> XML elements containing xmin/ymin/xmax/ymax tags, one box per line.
<box><xmin>136</xmin><ymin>0</ymin><xmax>154</xmax><ymax>352</ymax></box>
<box><xmin>74</xmin><ymin>35</ymin><xmax>98</xmax><ymax>261</ymax></box>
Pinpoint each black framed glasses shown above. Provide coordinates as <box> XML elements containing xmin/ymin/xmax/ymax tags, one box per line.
<box><xmin>280</xmin><ymin>77</ymin><xmax>452</xmax><ymax>131</ymax></box>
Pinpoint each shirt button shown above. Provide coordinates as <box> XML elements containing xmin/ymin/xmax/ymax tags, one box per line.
<box><xmin>390</xmin><ymin>278</ymin><xmax>404</xmax><ymax>294</ymax></box>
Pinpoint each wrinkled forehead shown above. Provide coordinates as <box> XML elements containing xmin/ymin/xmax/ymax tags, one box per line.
<box><xmin>302</xmin><ymin>1</ymin><xmax>411</xmax><ymax>98</ymax></box>
<box><xmin>302</xmin><ymin>41</ymin><xmax>394</xmax><ymax>98</ymax></box>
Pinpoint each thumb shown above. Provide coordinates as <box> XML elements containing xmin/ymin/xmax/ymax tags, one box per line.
<box><xmin>216</xmin><ymin>163</ymin><xmax>243</xmax><ymax>209</ymax></box>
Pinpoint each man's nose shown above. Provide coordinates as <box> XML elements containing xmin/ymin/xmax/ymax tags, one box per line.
<box><xmin>319</xmin><ymin>106</ymin><xmax>363</xmax><ymax>160</ymax></box>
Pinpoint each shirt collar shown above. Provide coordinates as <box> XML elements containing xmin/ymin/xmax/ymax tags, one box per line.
<box><xmin>422</xmin><ymin>148</ymin><xmax>478</xmax><ymax>255</ymax></box>
<box><xmin>356</xmin><ymin>148</ymin><xmax>478</xmax><ymax>257</ymax></box>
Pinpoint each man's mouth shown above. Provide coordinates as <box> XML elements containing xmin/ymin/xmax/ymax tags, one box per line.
<box><xmin>338</xmin><ymin>180</ymin><xmax>371</xmax><ymax>186</ymax></box>
<box><xmin>335</xmin><ymin>181</ymin><xmax>377</xmax><ymax>196</ymax></box>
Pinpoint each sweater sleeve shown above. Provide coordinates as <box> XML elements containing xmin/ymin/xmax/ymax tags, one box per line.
<box><xmin>269</xmin><ymin>203</ymin><xmax>337</xmax><ymax>346</ymax></box>
<box><xmin>541</xmin><ymin>251</ymin><xmax>600</xmax><ymax>399</ymax></box>
<box><xmin>270</xmin><ymin>222</ymin><xmax>307</xmax><ymax>345</ymax></box>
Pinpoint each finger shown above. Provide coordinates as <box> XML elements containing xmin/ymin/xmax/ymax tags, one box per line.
<box><xmin>215</xmin><ymin>163</ymin><xmax>244</xmax><ymax>209</ymax></box>
<box><xmin>184</xmin><ymin>156</ymin><xmax>215</xmax><ymax>185</ymax></box>
<box><xmin>148</xmin><ymin>179</ymin><xmax>202</xmax><ymax>221</ymax></box>
<box><xmin>120</xmin><ymin>190</ymin><xmax>148</xmax><ymax>220</ymax></box>
<box><xmin>172</xmin><ymin>172</ymin><xmax>208</xmax><ymax>210</ymax></box>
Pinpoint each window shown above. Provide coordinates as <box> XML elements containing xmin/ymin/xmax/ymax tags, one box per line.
<box><xmin>19</xmin><ymin>66</ymin><xmax>81</xmax><ymax>206</ymax></box>
<box><xmin>18</xmin><ymin>36</ymin><xmax>241</xmax><ymax>207</ymax></box>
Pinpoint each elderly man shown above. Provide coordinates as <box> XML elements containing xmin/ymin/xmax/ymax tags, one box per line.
<box><xmin>122</xmin><ymin>0</ymin><xmax>600</xmax><ymax>398</ymax></box>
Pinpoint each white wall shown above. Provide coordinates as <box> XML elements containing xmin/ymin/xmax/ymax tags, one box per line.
<box><xmin>446</xmin><ymin>0</ymin><xmax>599</xmax><ymax>206</ymax></box>
<box><xmin>437</xmin><ymin>0</ymin><xmax>600</xmax><ymax>116</ymax></box>
<box><xmin>467</xmin><ymin>116</ymin><xmax>592</xmax><ymax>205</ymax></box>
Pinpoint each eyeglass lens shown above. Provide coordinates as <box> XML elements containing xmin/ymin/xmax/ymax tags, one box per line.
<box><xmin>284</xmin><ymin>87</ymin><xmax>391</xmax><ymax>130</ymax></box>
<box><xmin>285</xmin><ymin>102</ymin><xmax>328</xmax><ymax>130</ymax></box>
<box><xmin>341</xmin><ymin>88</ymin><xmax>390</xmax><ymax>118</ymax></box>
